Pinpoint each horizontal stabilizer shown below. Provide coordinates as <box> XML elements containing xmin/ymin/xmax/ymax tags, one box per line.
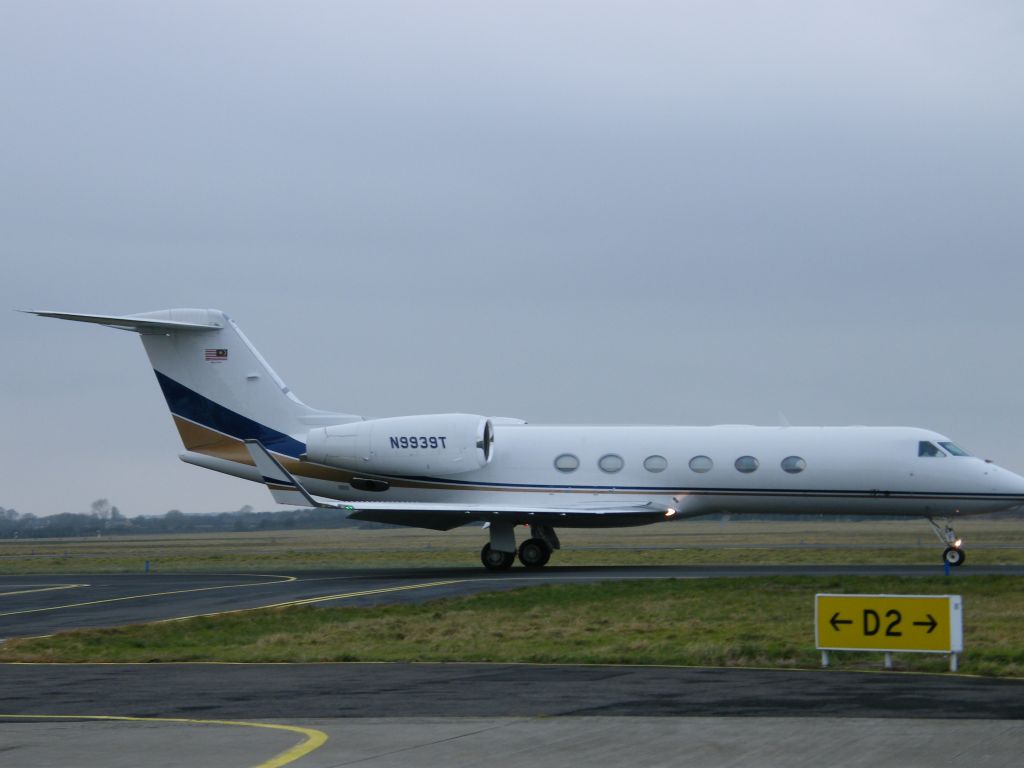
<box><xmin>23</xmin><ymin>309</ymin><xmax>222</xmax><ymax>334</ymax></box>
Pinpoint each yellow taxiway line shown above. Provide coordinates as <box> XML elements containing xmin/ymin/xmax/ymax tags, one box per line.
<box><xmin>0</xmin><ymin>574</ymin><xmax>297</xmax><ymax>619</ymax></box>
<box><xmin>256</xmin><ymin>579</ymin><xmax>464</xmax><ymax>609</ymax></box>
<box><xmin>0</xmin><ymin>713</ymin><xmax>327</xmax><ymax>768</ymax></box>
<box><xmin>0</xmin><ymin>584</ymin><xmax>87</xmax><ymax>598</ymax></box>
<box><xmin>158</xmin><ymin>579</ymin><xmax>464</xmax><ymax>622</ymax></box>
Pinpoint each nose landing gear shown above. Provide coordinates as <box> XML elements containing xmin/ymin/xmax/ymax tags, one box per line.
<box><xmin>928</xmin><ymin>516</ymin><xmax>965</xmax><ymax>567</ymax></box>
<box><xmin>942</xmin><ymin>546</ymin><xmax>966</xmax><ymax>567</ymax></box>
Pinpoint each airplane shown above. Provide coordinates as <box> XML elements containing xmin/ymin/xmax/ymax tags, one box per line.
<box><xmin>26</xmin><ymin>307</ymin><xmax>1024</xmax><ymax>570</ymax></box>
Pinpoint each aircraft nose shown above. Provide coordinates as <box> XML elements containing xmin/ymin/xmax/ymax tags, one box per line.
<box><xmin>985</xmin><ymin>463</ymin><xmax>1024</xmax><ymax>498</ymax></box>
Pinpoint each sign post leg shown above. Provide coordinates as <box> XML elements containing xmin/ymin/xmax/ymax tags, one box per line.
<box><xmin>950</xmin><ymin>653</ymin><xmax>958</xmax><ymax>673</ymax></box>
<box><xmin>821</xmin><ymin>650</ymin><xmax>829</xmax><ymax>668</ymax></box>
<box><xmin>884</xmin><ymin>652</ymin><xmax>893</xmax><ymax>670</ymax></box>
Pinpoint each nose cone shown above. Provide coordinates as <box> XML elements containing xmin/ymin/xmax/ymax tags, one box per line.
<box><xmin>983</xmin><ymin>463</ymin><xmax>1024</xmax><ymax>499</ymax></box>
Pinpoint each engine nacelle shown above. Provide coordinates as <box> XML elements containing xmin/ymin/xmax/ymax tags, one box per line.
<box><xmin>305</xmin><ymin>413</ymin><xmax>494</xmax><ymax>476</ymax></box>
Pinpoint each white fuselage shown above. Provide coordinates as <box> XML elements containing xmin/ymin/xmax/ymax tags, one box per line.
<box><xmin>32</xmin><ymin>308</ymin><xmax>1024</xmax><ymax>535</ymax></box>
<box><xmin>280</xmin><ymin>424</ymin><xmax>1024</xmax><ymax>522</ymax></box>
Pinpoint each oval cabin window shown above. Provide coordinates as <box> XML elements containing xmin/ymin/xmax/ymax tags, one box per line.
<box><xmin>554</xmin><ymin>454</ymin><xmax>579</xmax><ymax>473</ymax></box>
<box><xmin>689</xmin><ymin>455</ymin><xmax>713</xmax><ymax>473</ymax></box>
<box><xmin>598</xmin><ymin>454</ymin><xmax>624</xmax><ymax>473</ymax></box>
<box><xmin>643</xmin><ymin>455</ymin><xmax>668</xmax><ymax>473</ymax></box>
<box><xmin>734</xmin><ymin>455</ymin><xmax>759</xmax><ymax>473</ymax></box>
<box><xmin>781</xmin><ymin>456</ymin><xmax>806</xmax><ymax>474</ymax></box>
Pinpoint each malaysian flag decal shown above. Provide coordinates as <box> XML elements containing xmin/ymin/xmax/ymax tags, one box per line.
<box><xmin>205</xmin><ymin>348</ymin><xmax>229</xmax><ymax>362</ymax></box>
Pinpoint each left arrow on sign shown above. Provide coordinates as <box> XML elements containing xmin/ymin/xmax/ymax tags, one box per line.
<box><xmin>829</xmin><ymin>612</ymin><xmax>853</xmax><ymax>631</ymax></box>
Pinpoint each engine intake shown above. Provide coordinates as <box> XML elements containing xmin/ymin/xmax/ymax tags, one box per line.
<box><xmin>305</xmin><ymin>413</ymin><xmax>494</xmax><ymax>476</ymax></box>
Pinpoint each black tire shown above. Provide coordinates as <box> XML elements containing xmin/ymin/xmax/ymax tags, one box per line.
<box><xmin>943</xmin><ymin>546</ymin><xmax>966</xmax><ymax>567</ymax></box>
<box><xmin>481</xmin><ymin>543</ymin><xmax>515</xmax><ymax>571</ymax></box>
<box><xmin>518</xmin><ymin>538</ymin><xmax>552</xmax><ymax>569</ymax></box>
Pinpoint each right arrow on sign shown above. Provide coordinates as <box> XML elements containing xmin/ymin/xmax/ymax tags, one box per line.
<box><xmin>830</xmin><ymin>612</ymin><xmax>853</xmax><ymax>631</ymax></box>
<box><xmin>913</xmin><ymin>614</ymin><xmax>938</xmax><ymax>633</ymax></box>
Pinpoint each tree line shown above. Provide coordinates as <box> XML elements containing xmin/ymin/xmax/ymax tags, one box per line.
<box><xmin>0</xmin><ymin>500</ymin><xmax>392</xmax><ymax>538</ymax></box>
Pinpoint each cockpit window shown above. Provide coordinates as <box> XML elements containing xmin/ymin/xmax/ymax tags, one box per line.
<box><xmin>939</xmin><ymin>442</ymin><xmax>971</xmax><ymax>457</ymax></box>
<box><xmin>918</xmin><ymin>441</ymin><xmax>946</xmax><ymax>457</ymax></box>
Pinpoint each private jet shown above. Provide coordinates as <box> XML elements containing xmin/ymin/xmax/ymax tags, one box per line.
<box><xmin>27</xmin><ymin>308</ymin><xmax>1024</xmax><ymax>570</ymax></box>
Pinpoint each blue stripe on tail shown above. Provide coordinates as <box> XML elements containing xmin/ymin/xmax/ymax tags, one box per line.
<box><xmin>154</xmin><ymin>371</ymin><xmax>306</xmax><ymax>458</ymax></box>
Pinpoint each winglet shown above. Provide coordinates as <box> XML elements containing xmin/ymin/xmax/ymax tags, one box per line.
<box><xmin>244</xmin><ymin>439</ymin><xmax>337</xmax><ymax>508</ymax></box>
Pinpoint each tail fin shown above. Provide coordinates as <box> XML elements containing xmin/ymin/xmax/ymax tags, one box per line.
<box><xmin>26</xmin><ymin>308</ymin><xmax>359</xmax><ymax>463</ymax></box>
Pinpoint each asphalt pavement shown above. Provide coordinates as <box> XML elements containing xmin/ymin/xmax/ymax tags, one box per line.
<box><xmin>3</xmin><ymin>565</ymin><xmax>1024</xmax><ymax>767</ymax></box>
<box><xmin>3</xmin><ymin>662</ymin><xmax>1024</xmax><ymax>719</ymax></box>
<box><xmin>3</xmin><ymin>663</ymin><xmax>1024</xmax><ymax>767</ymax></box>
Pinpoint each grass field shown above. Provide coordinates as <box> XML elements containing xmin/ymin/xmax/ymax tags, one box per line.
<box><xmin>2</xmin><ymin>518</ymin><xmax>1024</xmax><ymax>573</ymax></box>
<box><xmin>3</xmin><ymin>575</ymin><xmax>1022</xmax><ymax>676</ymax></box>
<box><xmin>3</xmin><ymin>520</ymin><xmax>1021</xmax><ymax>674</ymax></box>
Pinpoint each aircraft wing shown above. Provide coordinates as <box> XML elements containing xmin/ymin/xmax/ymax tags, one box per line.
<box><xmin>244</xmin><ymin>440</ymin><xmax>673</xmax><ymax>530</ymax></box>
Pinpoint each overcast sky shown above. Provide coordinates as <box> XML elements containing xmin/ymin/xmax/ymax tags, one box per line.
<box><xmin>2</xmin><ymin>2</ymin><xmax>1023</xmax><ymax>517</ymax></box>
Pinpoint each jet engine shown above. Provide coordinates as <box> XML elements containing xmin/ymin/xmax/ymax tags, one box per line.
<box><xmin>305</xmin><ymin>413</ymin><xmax>494</xmax><ymax>476</ymax></box>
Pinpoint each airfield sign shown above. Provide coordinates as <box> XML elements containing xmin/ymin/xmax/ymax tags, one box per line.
<box><xmin>815</xmin><ymin>594</ymin><xmax>963</xmax><ymax>670</ymax></box>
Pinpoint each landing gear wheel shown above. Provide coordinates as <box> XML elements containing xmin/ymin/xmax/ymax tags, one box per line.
<box><xmin>518</xmin><ymin>538</ymin><xmax>552</xmax><ymax>569</ymax></box>
<box><xmin>928</xmin><ymin>517</ymin><xmax>965</xmax><ymax>568</ymax></box>
<box><xmin>481</xmin><ymin>543</ymin><xmax>515</xmax><ymax>571</ymax></box>
<box><xmin>943</xmin><ymin>546</ymin><xmax>965</xmax><ymax>567</ymax></box>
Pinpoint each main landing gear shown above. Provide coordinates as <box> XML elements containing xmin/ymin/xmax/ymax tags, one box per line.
<box><xmin>480</xmin><ymin>524</ymin><xmax>559</xmax><ymax>571</ymax></box>
<box><xmin>928</xmin><ymin>516</ymin><xmax>966</xmax><ymax>567</ymax></box>
<box><xmin>480</xmin><ymin>543</ymin><xmax>516</xmax><ymax>570</ymax></box>
<box><xmin>517</xmin><ymin>538</ymin><xmax>553</xmax><ymax>569</ymax></box>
